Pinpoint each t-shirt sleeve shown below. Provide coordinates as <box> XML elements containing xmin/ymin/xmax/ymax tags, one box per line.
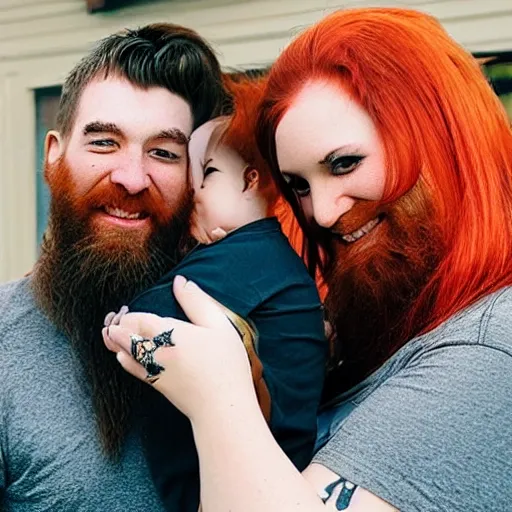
<box><xmin>313</xmin><ymin>343</ymin><xmax>512</xmax><ymax>512</ymax></box>
<box><xmin>129</xmin><ymin>244</ymin><xmax>260</xmax><ymax>320</ymax></box>
<box><xmin>129</xmin><ymin>280</ymin><xmax>186</xmax><ymax>320</ymax></box>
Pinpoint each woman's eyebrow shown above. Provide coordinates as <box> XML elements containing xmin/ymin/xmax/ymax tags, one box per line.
<box><xmin>319</xmin><ymin>144</ymin><xmax>364</xmax><ymax>165</ymax></box>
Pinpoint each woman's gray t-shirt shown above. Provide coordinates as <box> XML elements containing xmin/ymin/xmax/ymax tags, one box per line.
<box><xmin>314</xmin><ymin>287</ymin><xmax>512</xmax><ymax>512</ymax></box>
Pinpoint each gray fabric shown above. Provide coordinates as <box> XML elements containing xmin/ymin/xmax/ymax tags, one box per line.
<box><xmin>0</xmin><ymin>278</ymin><xmax>166</xmax><ymax>512</ymax></box>
<box><xmin>314</xmin><ymin>287</ymin><xmax>512</xmax><ymax>512</ymax></box>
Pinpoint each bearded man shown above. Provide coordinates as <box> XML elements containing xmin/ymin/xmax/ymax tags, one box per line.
<box><xmin>0</xmin><ymin>23</ymin><xmax>225</xmax><ymax>511</ymax></box>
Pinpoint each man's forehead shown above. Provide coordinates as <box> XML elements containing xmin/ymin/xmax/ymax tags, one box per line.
<box><xmin>72</xmin><ymin>75</ymin><xmax>194</xmax><ymax>137</ymax></box>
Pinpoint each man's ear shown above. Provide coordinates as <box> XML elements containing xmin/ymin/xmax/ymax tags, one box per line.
<box><xmin>44</xmin><ymin>130</ymin><xmax>64</xmax><ymax>181</ymax></box>
<box><xmin>242</xmin><ymin>166</ymin><xmax>260</xmax><ymax>192</ymax></box>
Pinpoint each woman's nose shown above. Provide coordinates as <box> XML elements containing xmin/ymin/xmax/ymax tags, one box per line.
<box><xmin>311</xmin><ymin>187</ymin><xmax>355</xmax><ymax>229</ymax></box>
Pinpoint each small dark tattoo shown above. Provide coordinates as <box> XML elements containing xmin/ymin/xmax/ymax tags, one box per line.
<box><xmin>321</xmin><ymin>477</ymin><xmax>357</xmax><ymax>510</ymax></box>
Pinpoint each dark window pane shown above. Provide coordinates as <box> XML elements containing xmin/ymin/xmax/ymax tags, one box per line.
<box><xmin>477</xmin><ymin>52</ymin><xmax>512</xmax><ymax>120</ymax></box>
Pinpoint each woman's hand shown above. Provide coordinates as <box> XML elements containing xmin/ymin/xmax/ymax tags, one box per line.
<box><xmin>102</xmin><ymin>275</ymin><xmax>256</xmax><ymax>421</ymax></box>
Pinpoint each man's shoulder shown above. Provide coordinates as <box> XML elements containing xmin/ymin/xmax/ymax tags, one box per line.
<box><xmin>0</xmin><ymin>277</ymin><xmax>47</xmax><ymax>342</ymax></box>
<box><xmin>0</xmin><ymin>277</ymin><xmax>33</xmax><ymax>316</ymax></box>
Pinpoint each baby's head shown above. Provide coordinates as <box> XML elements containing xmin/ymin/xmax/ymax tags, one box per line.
<box><xmin>188</xmin><ymin>77</ymin><xmax>277</xmax><ymax>243</ymax></box>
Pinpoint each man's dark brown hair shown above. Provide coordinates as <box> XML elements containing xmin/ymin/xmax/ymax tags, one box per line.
<box><xmin>56</xmin><ymin>23</ymin><xmax>226</xmax><ymax>136</ymax></box>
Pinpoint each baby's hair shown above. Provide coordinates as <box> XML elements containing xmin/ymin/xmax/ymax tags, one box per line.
<box><xmin>212</xmin><ymin>72</ymin><xmax>304</xmax><ymax>256</ymax></box>
<box><xmin>216</xmin><ymin>74</ymin><xmax>277</xmax><ymax>203</ymax></box>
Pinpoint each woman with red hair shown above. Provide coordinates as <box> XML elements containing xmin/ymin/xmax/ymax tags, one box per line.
<box><xmin>105</xmin><ymin>8</ymin><xmax>512</xmax><ymax>511</ymax></box>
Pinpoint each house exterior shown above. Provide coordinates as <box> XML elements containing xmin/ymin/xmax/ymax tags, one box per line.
<box><xmin>1</xmin><ymin>0</ymin><xmax>511</xmax><ymax>282</ymax></box>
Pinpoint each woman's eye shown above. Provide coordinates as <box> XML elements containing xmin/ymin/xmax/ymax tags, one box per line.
<box><xmin>331</xmin><ymin>155</ymin><xmax>364</xmax><ymax>175</ymax></box>
<box><xmin>203</xmin><ymin>166</ymin><xmax>219</xmax><ymax>178</ymax></box>
<box><xmin>284</xmin><ymin>175</ymin><xmax>310</xmax><ymax>197</ymax></box>
<box><xmin>150</xmin><ymin>149</ymin><xmax>180</xmax><ymax>161</ymax></box>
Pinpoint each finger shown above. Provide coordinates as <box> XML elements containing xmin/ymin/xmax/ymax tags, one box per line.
<box><xmin>324</xmin><ymin>320</ymin><xmax>333</xmax><ymax>339</ymax></box>
<box><xmin>117</xmin><ymin>312</ymin><xmax>176</xmax><ymax>339</ymax></box>
<box><xmin>112</xmin><ymin>305</ymin><xmax>129</xmax><ymax>326</ymax></box>
<box><xmin>108</xmin><ymin>322</ymin><xmax>193</xmax><ymax>360</ymax></box>
<box><xmin>211</xmin><ymin>227</ymin><xmax>227</xmax><ymax>241</ymax></box>
<box><xmin>104</xmin><ymin>311</ymin><xmax>116</xmax><ymax>327</ymax></box>
<box><xmin>106</xmin><ymin>325</ymin><xmax>137</xmax><ymax>354</ymax></box>
<box><xmin>116</xmin><ymin>351</ymin><xmax>149</xmax><ymax>382</ymax></box>
<box><xmin>173</xmin><ymin>276</ymin><xmax>235</xmax><ymax>329</ymax></box>
<box><xmin>102</xmin><ymin>327</ymin><xmax>118</xmax><ymax>353</ymax></box>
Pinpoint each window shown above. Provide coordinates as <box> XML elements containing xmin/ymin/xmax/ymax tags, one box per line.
<box><xmin>478</xmin><ymin>52</ymin><xmax>512</xmax><ymax>120</ymax></box>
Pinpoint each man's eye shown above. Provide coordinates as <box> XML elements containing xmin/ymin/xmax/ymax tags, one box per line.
<box><xmin>331</xmin><ymin>155</ymin><xmax>364</xmax><ymax>175</ymax></box>
<box><xmin>283</xmin><ymin>175</ymin><xmax>310</xmax><ymax>197</ymax></box>
<box><xmin>150</xmin><ymin>149</ymin><xmax>180</xmax><ymax>161</ymax></box>
<box><xmin>90</xmin><ymin>139</ymin><xmax>116</xmax><ymax>148</ymax></box>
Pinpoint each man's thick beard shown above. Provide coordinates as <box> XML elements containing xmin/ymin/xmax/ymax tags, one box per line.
<box><xmin>32</xmin><ymin>159</ymin><xmax>193</xmax><ymax>457</ymax></box>
<box><xmin>322</xmin><ymin>185</ymin><xmax>443</xmax><ymax>400</ymax></box>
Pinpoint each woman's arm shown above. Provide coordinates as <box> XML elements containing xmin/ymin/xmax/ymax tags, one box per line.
<box><xmin>192</xmin><ymin>384</ymin><xmax>324</xmax><ymax>511</ymax></box>
<box><xmin>104</xmin><ymin>276</ymin><xmax>396</xmax><ymax>512</ymax></box>
<box><xmin>190</xmin><ymin>383</ymin><xmax>395</xmax><ymax>512</ymax></box>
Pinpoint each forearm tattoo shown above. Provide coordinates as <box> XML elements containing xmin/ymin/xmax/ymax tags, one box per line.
<box><xmin>320</xmin><ymin>477</ymin><xmax>357</xmax><ymax>510</ymax></box>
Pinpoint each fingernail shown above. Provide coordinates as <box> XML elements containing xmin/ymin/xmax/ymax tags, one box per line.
<box><xmin>174</xmin><ymin>275</ymin><xmax>187</xmax><ymax>288</ymax></box>
<box><xmin>104</xmin><ymin>311</ymin><xmax>115</xmax><ymax>327</ymax></box>
<box><xmin>184</xmin><ymin>280</ymin><xmax>197</xmax><ymax>290</ymax></box>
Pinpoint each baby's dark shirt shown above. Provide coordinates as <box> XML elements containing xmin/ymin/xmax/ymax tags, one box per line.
<box><xmin>130</xmin><ymin>217</ymin><xmax>327</xmax><ymax>511</ymax></box>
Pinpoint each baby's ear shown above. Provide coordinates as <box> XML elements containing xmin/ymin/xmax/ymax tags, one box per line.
<box><xmin>242</xmin><ymin>166</ymin><xmax>260</xmax><ymax>192</ymax></box>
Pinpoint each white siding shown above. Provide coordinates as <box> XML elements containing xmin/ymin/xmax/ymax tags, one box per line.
<box><xmin>1</xmin><ymin>0</ymin><xmax>512</xmax><ymax>281</ymax></box>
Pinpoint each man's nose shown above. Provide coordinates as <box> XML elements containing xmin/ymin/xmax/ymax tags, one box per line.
<box><xmin>109</xmin><ymin>156</ymin><xmax>150</xmax><ymax>195</ymax></box>
<box><xmin>311</xmin><ymin>187</ymin><xmax>354</xmax><ymax>229</ymax></box>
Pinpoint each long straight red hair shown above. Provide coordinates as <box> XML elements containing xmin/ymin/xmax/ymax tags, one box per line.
<box><xmin>257</xmin><ymin>8</ymin><xmax>512</xmax><ymax>335</ymax></box>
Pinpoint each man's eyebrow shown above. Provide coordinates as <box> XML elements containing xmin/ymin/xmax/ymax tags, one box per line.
<box><xmin>154</xmin><ymin>129</ymin><xmax>190</xmax><ymax>145</ymax></box>
<box><xmin>83</xmin><ymin>121</ymin><xmax>122</xmax><ymax>136</ymax></box>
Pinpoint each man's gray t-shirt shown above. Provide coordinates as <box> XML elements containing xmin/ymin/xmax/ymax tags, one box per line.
<box><xmin>0</xmin><ymin>278</ymin><xmax>166</xmax><ymax>512</ymax></box>
<box><xmin>314</xmin><ymin>287</ymin><xmax>512</xmax><ymax>511</ymax></box>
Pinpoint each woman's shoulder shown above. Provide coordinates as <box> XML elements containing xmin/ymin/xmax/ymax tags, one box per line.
<box><xmin>418</xmin><ymin>285</ymin><xmax>512</xmax><ymax>354</ymax></box>
<box><xmin>315</xmin><ymin>290</ymin><xmax>512</xmax><ymax>512</ymax></box>
<box><xmin>332</xmin><ymin>286</ymin><xmax>512</xmax><ymax>408</ymax></box>
<box><xmin>478</xmin><ymin>285</ymin><xmax>512</xmax><ymax>351</ymax></box>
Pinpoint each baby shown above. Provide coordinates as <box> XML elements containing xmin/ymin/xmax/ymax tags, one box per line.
<box><xmin>106</xmin><ymin>78</ymin><xmax>327</xmax><ymax>511</ymax></box>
